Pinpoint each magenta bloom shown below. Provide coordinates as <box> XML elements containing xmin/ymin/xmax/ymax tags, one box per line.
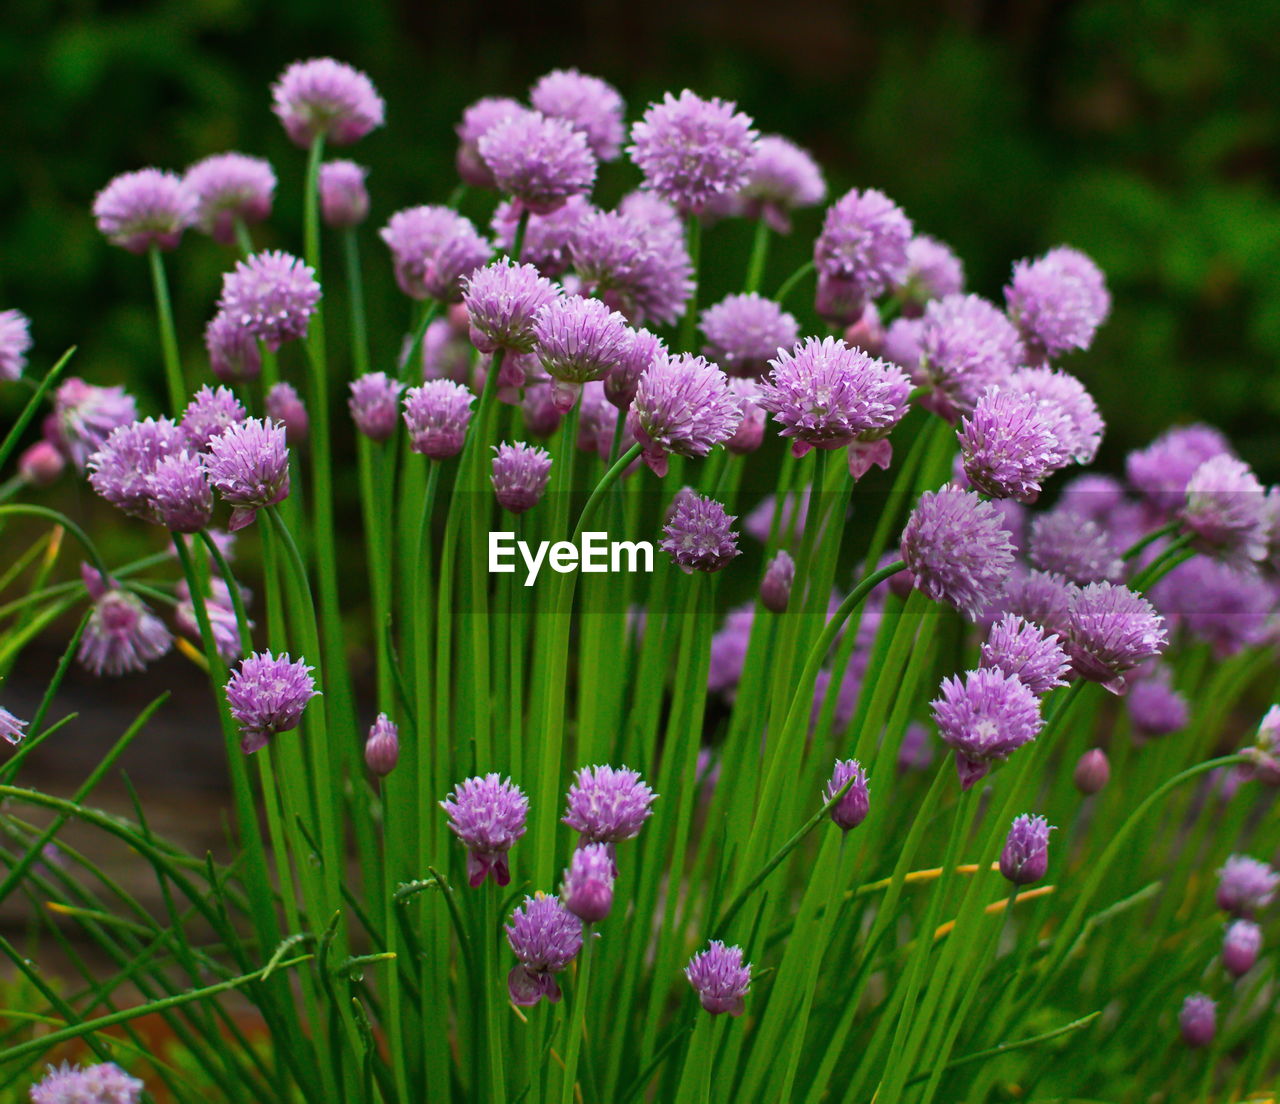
<box><xmin>205</xmin><ymin>311</ymin><xmax>262</xmax><ymax>383</ymax></box>
<box><xmin>916</xmin><ymin>294</ymin><xmax>1024</xmax><ymax>421</ymax></box>
<box><xmin>455</xmin><ymin>97</ymin><xmax>531</xmax><ymax>188</ymax></box>
<box><xmin>882</xmin><ymin>316</ymin><xmax>925</xmax><ymax>373</ymax></box>
<box><xmin>530</xmin><ymin>69</ymin><xmax>626</xmax><ymax>161</ymax></box>
<box><xmin>318</xmin><ymin>160</ymin><xmax>370</xmax><ymax>228</ymax></box>
<box><xmin>1126</xmin><ymin>666</ymin><xmax>1188</xmax><ymax>737</ymax></box>
<box><xmin>1066</xmin><ymin>582</ymin><xmax>1167</xmax><ymax>694</ymax></box>
<box><xmin>1222</xmin><ymin>919</ymin><xmax>1262</xmax><ymax>978</ymax></box>
<box><xmin>958</xmin><ymin>388</ymin><xmax>1070</xmax><ymax>503</ymax></box>
<box><xmin>348</xmin><ymin>372</ymin><xmax>404</xmax><ymax>442</ymax></box>
<box><xmin>897</xmin><ymin>234</ymin><xmax>965</xmax><ymax>313</ymax></box>
<box><xmin>1216</xmin><ymin>855</ymin><xmax>1278</xmax><ymax>917</ymax></box>
<box><xmin>812</xmin><ymin>188</ymin><xmax>912</xmax><ymax>321</ymax></box>
<box><xmin>1243</xmin><ymin>705</ymin><xmax>1280</xmax><ymax>785</ymax></box>
<box><xmin>184</xmin><ymin>153</ymin><xmax>275</xmax><ymax>245</ymax></box>
<box><xmin>218</xmin><ymin>251</ymin><xmax>320</xmax><ymax>351</ymax></box>
<box><xmin>79</xmin><ymin>566</ymin><xmax>173</xmax><ymax>677</ymax></box>
<box><xmin>1180</xmin><ymin>454</ymin><xmax>1268</xmax><ymax>565</ymax></box>
<box><xmin>478</xmin><ymin>111</ymin><xmax>596</xmax><ymax>215</ymax></box>
<box><xmin>534</xmin><ymin>295</ymin><xmax>633</xmax><ymax>409</ymax></box>
<box><xmin>1073</xmin><ymin>748</ymin><xmax>1110</xmax><ymax>794</ymax></box>
<box><xmin>87</xmin><ymin>417</ymin><xmax>185</xmax><ymax>521</ymax></box>
<box><xmin>19</xmin><ymin>441</ymin><xmax>65</xmax><ymax>487</ymax></box>
<box><xmin>628</xmin><ymin>90</ymin><xmax>758</xmax><ymax>216</ymax></box>
<box><xmin>1004</xmin><ymin>367</ymin><xmax>1104</xmax><ymax>464</ymax></box>
<box><xmin>363</xmin><ymin>713</ymin><xmax>399</xmax><ymax>777</ymax></box>
<box><xmin>403</xmin><ymin>380</ymin><xmax>475</xmax><ymax>459</ymax></box>
<box><xmin>661</xmin><ymin>488</ymin><xmax>740</xmax><ymax>573</ymax></box>
<box><xmin>1152</xmin><ymin>557</ymin><xmax>1274</xmax><ymax>659</ymax></box>
<box><xmin>380</xmin><ymin>206</ymin><xmax>490</xmax><ymax>303</ymax></box>
<box><xmin>739</xmin><ymin>135</ymin><xmax>826</xmax><ymax>234</ymax></box>
<box><xmin>760</xmin><ymin>550</ymin><xmax>795</xmax><ymax>613</ymax></box>
<box><xmin>441</xmin><ymin>773</ymin><xmax>529</xmax><ymax>888</ymax></box>
<box><xmin>463</xmin><ymin>258</ymin><xmax>560</xmax><ymax>355</ymax></box>
<box><xmin>271</xmin><ymin>58</ymin><xmax>384</xmax><ymax>147</ymax></box>
<box><xmin>1005</xmin><ymin>246</ymin><xmax>1110</xmax><ymax>360</ymax></box>
<box><xmin>92</xmin><ymin>169</ymin><xmax>195</xmax><ymax>253</ymax></box>
<box><xmin>627</xmin><ymin>352</ymin><xmax>741</xmax><ymax>476</ymax></box>
<box><xmin>204</xmin><ymin>417</ymin><xmax>291</xmax><ymax>531</ymax></box>
<box><xmin>901</xmin><ymin>486</ymin><xmax>1016</xmax><ymax>620</ymax></box>
<box><xmin>1178</xmin><ymin>994</ymin><xmax>1216</xmax><ymax>1049</ymax></box>
<box><xmin>1125</xmin><ymin>424</ymin><xmax>1233</xmax><ymax>514</ymax></box>
<box><xmin>1027</xmin><ymin>511</ymin><xmax>1124</xmax><ymax>585</ymax></box>
<box><xmin>175</xmin><ymin>576</ymin><xmax>246</xmax><ymax>664</ymax></box>
<box><xmin>998</xmin><ymin>568</ymin><xmax>1075</xmax><ymax>639</ymax></box>
<box><xmin>2</xmin><ymin>708</ymin><xmax>27</xmax><ymax>746</ymax></box>
<box><xmin>685</xmin><ymin>940</ymin><xmax>752</xmax><ymax>1016</ymax></box>
<box><xmin>560</xmin><ymin>842</ymin><xmax>616</xmax><ymax>924</ymax></box>
<box><xmin>181</xmin><ymin>385</ymin><xmax>247</xmax><ymax>452</ymax></box>
<box><xmin>492</xmin><ymin>195</ymin><xmax>593</xmax><ymax>277</ymax></box>
<box><xmin>491</xmin><ymin>441</ymin><xmax>552</xmax><ymax>514</ymax></box>
<box><xmin>604</xmin><ymin>327</ymin><xmax>664</xmax><ymax>411</ymax></box>
<box><xmin>725</xmin><ymin>378</ymin><xmax>765</xmax><ymax>455</ymax></box>
<box><xmin>931</xmin><ymin>667</ymin><xmax>1043</xmax><ymax>789</ymax></box>
<box><xmin>701</xmin><ymin>293</ymin><xmax>799</xmax><ymax>378</ymax></box>
<box><xmin>225</xmin><ymin>651</ymin><xmax>317</xmax><ymax>754</ymax></box>
<box><xmin>506</xmin><ymin>895</ymin><xmax>583</xmax><ymax>1006</ymax></box>
<box><xmin>980</xmin><ymin>614</ymin><xmax>1070</xmax><ymax>696</ymax></box>
<box><xmin>1000</xmin><ymin>814</ymin><xmax>1053</xmax><ymax>885</ymax></box>
<box><xmin>825</xmin><ymin>758</ymin><xmax>870</xmax><ymax>831</ymax></box>
<box><xmin>0</xmin><ymin>308</ymin><xmax>32</xmax><ymax>380</ymax></box>
<box><xmin>149</xmin><ymin>451</ymin><xmax>214</xmax><ymax>533</ymax></box>
<box><xmin>30</xmin><ymin>1061</ymin><xmax>144</xmax><ymax>1104</ymax></box>
<box><xmin>563</xmin><ymin>764</ymin><xmax>657</xmax><ymax>850</ymax></box>
<box><xmin>266</xmin><ymin>382</ymin><xmax>308</xmax><ymax>443</ymax></box>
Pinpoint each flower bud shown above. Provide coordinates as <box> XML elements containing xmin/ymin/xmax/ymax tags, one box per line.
<box><xmin>999</xmin><ymin>814</ymin><xmax>1052</xmax><ymax>885</ymax></box>
<box><xmin>560</xmin><ymin>842</ymin><xmax>615</xmax><ymax>924</ymax></box>
<box><xmin>760</xmin><ymin>550</ymin><xmax>795</xmax><ymax>614</ymax></box>
<box><xmin>364</xmin><ymin>713</ymin><xmax>399</xmax><ymax>777</ymax></box>
<box><xmin>266</xmin><ymin>383</ymin><xmax>309</xmax><ymax>444</ymax></box>
<box><xmin>1178</xmin><ymin>993</ymin><xmax>1215</xmax><ymax>1049</ymax></box>
<box><xmin>18</xmin><ymin>440</ymin><xmax>66</xmax><ymax>487</ymax></box>
<box><xmin>1222</xmin><ymin>919</ymin><xmax>1261</xmax><ymax>978</ymax></box>
<box><xmin>1073</xmin><ymin>748</ymin><xmax>1110</xmax><ymax>795</ymax></box>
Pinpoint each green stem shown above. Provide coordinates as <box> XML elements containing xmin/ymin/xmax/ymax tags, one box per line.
<box><xmin>559</xmin><ymin>934</ymin><xmax>593</xmax><ymax>1104</ymax></box>
<box><xmin>0</xmin><ymin>504</ymin><xmax>110</xmax><ymax>581</ymax></box>
<box><xmin>1122</xmin><ymin>519</ymin><xmax>1179</xmax><ymax>561</ymax></box>
<box><xmin>775</xmin><ymin>259</ymin><xmax>815</xmax><ymax>306</ymax></box>
<box><xmin>744</xmin><ymin>217</ymin><xmax>771</xmax><ymax>294</ymax></box>
<box><xmin>0</xmin><ymin>347</ymin><xmax>75</xmax><ymax>474</ymax></box>
<box><xmin>680</xmin><ymin>215</ymin><xmax>702</xmax><ymax>353</ymax></box>
<box><xmin>486</xmin><ymin>884</ymin><xmax>509</xmax><ymax>1104</ymax></box>
<box><xmin>149</xmin><ymin>246</ymin><xmax>186</xmax><ymax>414</ymax></box>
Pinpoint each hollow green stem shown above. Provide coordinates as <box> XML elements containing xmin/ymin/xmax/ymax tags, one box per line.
<box><xmin>149</xmin><ymin>246</ymin><xmax>186</xmax><ymax>414</ymax></box>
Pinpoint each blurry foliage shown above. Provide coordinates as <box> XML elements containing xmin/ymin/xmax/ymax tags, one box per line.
<box><xmin>2</xmin><ymin>0</ymin><xmax>1279</xmax><ymax>476</ymax></box>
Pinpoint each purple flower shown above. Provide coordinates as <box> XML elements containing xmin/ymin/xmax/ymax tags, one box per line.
<box><xmin>1028</xmin><ymin>510</ymin><xmax>1124</xmax><ymax>585</ymax></box>
<box><xmin>1004</xmin><ymin>367</ymin><xmax>1104</xmax><ymax>464</ymax></box>
<box><xmin>1216</xmin><ymin>855</ymin><xmax>1278</xmax><ymax>917</ymax></box>
<box><xmin>759</xmin><ymin>551</ymin><xmax>796</xmax><ymax>617</ymax></box>
<box><xmin>181</xmin><ymin>385</ymin><xmax>247</xmax><ymax>452</ymax></box>
<box><xmin>218</xmin><ymin>251</ymin><xmax>321</xmax><ymax>351</ymax></box>
<box><xmin>916</xmin><ymin>294</ymin><xmax>1023</xmax><ymax>422</ymax></box>
<box><xmin>184</xmin><ymin>153</ymin><xmax>275</xmax><ymax>245</ymax></box>
<box><xmin>604</xmin><ymin>327</ymin><xmax>664</xmax><ymax>411</ymax></box>
<box><xmin>87</xmin><ymin>417</ymin><xmax>185</xmax><ymax>521</ymax></box>
<box><xmin>901</xmin><ymin>486</ymin><xmax>1016</xmax><ymax>620</ymax></box>
<box><xmin>478</xmin><ymin>111</ymin><xmax>596</xmax><ymax>215</ymax></box>
<box><xmin>661</xmin><ymin>488</ymin><xmax>741</xmax><ymax>573</ymax></box>
<box><xmin>491</xmin><ymin>441</ymin><xmax>552</xmax><ymax>514</ymax></box>
<box><xmin>563</xmin><ymin>764</ymin><xmax>657</xmax><ymax>849</ymax></box>
<box><xmin>1066</xmin><ymin>582</ymin><xmax>1167</xmax><ymax>694</ymax></box>
<box><xmin>463</xmin><ymin>258</ymin><xmax>560</xmax><ymax>355</ymax></box>
<box><xmin>708</xmin><ymin>606</ymin><xmax>754</xmax><ymax>696</ymax></box>
<box><xmin>999</xmin><ymin>813</ymin><xmax>1053</xmax><ymax>885</ymax></box>
<box><xmin>560</xmin><ymin>842</ymin><xmax>616</xmax><ymax>923</ymax></box>
<box><xmin>1222</xmin><ymin>919</ymin><xmax>1262</xmax><ymax>978</ymax></box>
<box><xmin>1073</xmin><ymin>748</ymin><xmax>1110</xmax><ymax>795</ymax></box>
<box><xmin>931</xmin><ymin>667</ymin><xmax>1043</xmax><ymax>789</ymax></box>
<box><xmin>700</xmin><ymin>293</ymin><xmax>799</xmax><ymax>378</ymax></box>
<box><xmin>441</xmin><ymin>773</ymin><xmax>529</xmax><ymax>888</ymax></box>
<box><xmin>1181</xmin><ymin>454</ymin><xmax>1268</xmax><ymax>565</ymax></box>
<box><xmin>19</xmin><ymin>441</ymin><xmax>65</xmax><ymax>487</ymax></box>
<box><xmin>349</xmin><ymin>372</ymin><xmax>404</xmax><ymax>442</ymax></box>
<box><xmin>1178</xmin><ymin>994</ymin><xmax>1216</xmax><ymax>1049</ymax></box>
<box><xmin>882</xmin><ymin>316</ymin><xmax>925</xmax><ymax>374</ymax></box>
<box><xmin>455</xmin><ymin>97</ymin><xmax>531</xmax><ymax>188</ymax></box>
<box><xmin>980</xmin><ymin>614</ymin><xmax>1070</xmax><ymax>696</ymax></box>
<box><xmin>205</xmin><ymin>311</ymin><xmax>262</xmax><ymax>383</ymax></box>
<box><xmin>266</xmin><ymin>382</ymin><xmax>308</xmax><ymax>443</ymax></box>
<box><xmin>175</xmin><ymin>576</ymin><xmax>247</xmax><ymax>664</ymax></box>
<box><xmin>897</xmin><ymin>234</ymin><xmax>965</xmax><ymax>314</ymax></box>
<box><xmin>618</xmin><ymin>190</ymin><xmax>684</xmax><ymax>238</ymax></box>
<box><xmin>685</xmin><ymin>940</ymin><xmax>751</xmax><ymax>1016</ymax></box>
<box><xmin>363</xmin><ymin>713</ymin><xmax>399</xmax><ymax>777</ymax></box>
<box><xmin>725</xmin><ymin>378</ymin><xmax>766</xmax><ymax>455</ymax></box>
<box><xmin>533</xmin><ymin>295</ymin><xmax>633</xmax><ymax>409</ymax></box>
<box><xmin>738</xmin><ymin>134</ymin><xmax>826</xmax><ymax>234</ymax></box>
<box><xmin>92</xmin><ymin>169</ymin><xmax>195</xmax><ymax>253</ymax></box>
<box><xmin>1126</xmin><ymin>666</ymin><xmax>1188</xmax><ymax>738</ymax></box>
<box><xmin>0</xmin><ymin>308</ymin><xmax>32</xmax><ymax>380</ymax></box>
<box><xmin>319</xmin><ymin>160</ymin><xmax>370</xmax><ymax>228</ymax></box>
<box><xmin>225</xmin><ymin>651</ymin><xmax>317</xmax><ymax>754</ymax></box>
<box><xmin>1</xmin><ymin>706</ymin><xmax>28</xmax><ymax>747</ymax></box>
<box><xmin>1243</xmin><ymin>705</ymin><xmax>1280</xmax><ymax>785</ymax></box>
<box><xmin>419</xmin><ymin>316</ymin><xmax>474</xmax><ymax>383</ymax></box>
<box><xmin>812</xmin><ymin>188</ymin><xmax>912</xmax><ymax>321</ymax></box>
<box><xmin>1056</xmin><ymin>473</ymin><xmax>1127</xmax><ymax>524</ymax></box>
<box><xmin>1151</xmin><ymin>557</ymin><xmax>1274</xmax><ymax>658</ymax></box>
<box><xmin>628</xmin><ymin>90</ymin><xmax>758</xmax><ymax>216</ymax></box>
<box><xmin>825</xmin><ymin>758</ymin><xmax>870</xmax><ymax>831</ymax></box>
<box><xmin>571</xmin><ymin>206</ymin><xmax>693</xmax><ymax>327</ymax></box>
<box><xmin>626</xmin><ymin>353</ymin><xmax>741</xmax><ymax>476</ymax></box>
<box><xmin>380</xmin><ymin>206</ymin><xmax>491</xmax><ymax>303</ymax></box>
<box><xmin>757</xmin><ymin>336</ymin><xmax>911</xmax><ymax>475</ymax></box>
<box><xmin>958</xmin><ymin>388</ymin><xmax>1070</xmax><ymax>503</ymax></box>
<box><xmin>30</xmin><ymin>1061</ymin><xmax>144</xmax><ymax>1104</ymax></box>
<box><xmin>576</xmin><ymin>380</ymin><xmax>621</xmax><ymax>457</ymax></box>
<box><xmin>1126</xmin><ymin>424</ymin><xmax>1234</xmax><ymax>514</ymax></box>
<box><xmin>403</xmin><ymin>380</ymin><xmax>475</xmax><ymax>459</ymax></box>
<box><xmin>898</xmin><ymin>722</ymin><xmax>935</xmax><ymax>773</ymax></box>
<box><xmin>492</xmin><ymin>195</ymin><xmax>593</xmax><ymax>278</ymax></box>
<box><xmin>79</xmin><ymin>570</ymin><xmax>173</xmax><ymax>677</ymax></box>
<box><xmin>506</xmin><ymin>895</ymin><xmax>583</xmax><ymax>1006</ymax></box>
<box><xmin>149</xmin><ymin>451</ymin><xmax>214</xmax><ymax>533</ymax></box>
<box><xmin>998</xmin><ymin>567</ymin><xmax>1075</xmax><ymax>638</ymax></box>
<box><xmin>1005</xmin><ymin>246</ymin><xmax>1110</xmax><ymax>360</ymax></box>
<box><xmin>271</xmin><ymin>58</ymin><xmax>384</xmax><ymax>147</ymax></box>
<box><xmin>530</xmin><ymin>69</ymin><xmax>626</xmax><ymax>161</ymax></box>
<box><xmin>204</xmin><ymin>417</ymin><xmax>291</xmax><ymax>531</ymax></box>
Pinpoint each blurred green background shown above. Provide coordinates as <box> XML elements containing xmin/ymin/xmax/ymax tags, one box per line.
<box><xmin>2</xmin><ymin>0</ymin><xmax>1280</xmax><ymax>476</ymax></box>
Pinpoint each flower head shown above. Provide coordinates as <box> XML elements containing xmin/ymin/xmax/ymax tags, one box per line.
<box><xmin>1179</xmin><ymin>994</ymin><xmax>1216</xmax><ymax>1049</ymax></box>
<box><xmin>1066</xmin><ymin>582</ymin><xmax>1167</xmax><ymax>694</ymax></box>
<box><xmin>534</xmin><ymin>295</ymin><xmax>633</xmax><ymax>409</ymax></box>
<box><xmin>560</xmin><ymin>842</ymin><xmax>616</xmax><ymax>923</ymax></box>
<box><xmin>403</xmin><ymin>380</ymin><xmax>475</xmax><ymax>459</ymax></box>
<box><xmin>685</xmin><ymin>940</ymin><xmax>751</xmax><ymax>1016</ymax></box>
<box><xmin>175</xmin><ymin>576</ymin><xmax>246</xmax><ymax>664</ymax></box>
<box><xmin>491</xmin><ymin>441</ymin><xmax>552</xmax><ymax>514</ymax></box>
<box><xmin>380</xmin><ymin>206</ymin><xmax>491</xmax><ymax>303</ymax></box>
<box><xmin>30</xmin><ymin>1061</ymin><xmax>144</xmax><ymax>1104</ymax></box>
<box><xmin>570</xmin><ymin>207</ymin><xmax>694</xmax><ymax>327</ymax></box>
<box><xmin>149</xmin><ymin>451</ymin><xmax>214</xmax><ymax>532</ymax></box>
<box><xmin>1216</xmin><ymin>855</ymin><xmax>1278</xmax><ymax>917</ymax></box>
<box><xmin>506</xmin><ymin>895</ymin><xmax>583</xmax><ymax>1006</ymax></box>
<box><xmin>79</xmin><ymin>574</ymin><xmax>173</xmax><ymax>677</ymax></box>
<box><xmin>530</xmin><ymin>69</ymin><xmax>626</xmax><ymax>161</ymax></box>
<box><xmin>463</xmin><ymin>258</ymin><xmax>560</xmax><ymax>354</ymax></box>
<box><xmin>562</xmin><ymin>764</ymin><xmax>657</xmax><ymax>847</ymax></box>
<box><xmin>356</xmin><ymin>713</ymin><xmax>398</xmax><ymax>778</ymax></box>
<box><xmin>1243</xmin><ymin>705</ymin><xmax>1280</xmax><ymax>785</ymax></box>
<box><xmin>760</xmin><ymin>550</ymin><xmax>795</xmax><ymax>613</ymax></box>
<box><xmin>19</xmin><ymin>441</ymin><xmax>65</xmax><ymax>487</ymax></box>
<box><xmin>1181</xmin><ymin>454</ymin><xmax>1268</xmax><ymax>565</ymax></box>
<box><xmin>812</xmin><ymin>188</ymin><xmax>912</xmax><ymax>320</ymax></box>
<box><xmin>627</xmin><ymin>353</ymin><xmax>741</xmax><ymax>476</ymax></box>
<box><xmin>348</xmin><ymin>372</ymin><xmax>404</xmax><ymax>442</ymax></box>
<box><xmin>825</xmin><ymin>759</ymin><xmax>870</xmax><ymax>831</ymax></box>
<box><xmin>1004</xmin><ymin>367</ymin><xmax>1103</xmax><ymax>464</ymax></box>
<box><xmin>628</xmin><ymin>90</ymin><xmax>758</xmax><ymax>216</ymax></box>
<box><xmin>1151</xmin><ymin>557</ymin><xmax>1274</xmax><ymax>658</ymax></box>
<box><xmin>1000</xmin><ymin>813</ymin><xmax>1053</xmax><ymax>885</ymax></box>
<box><xmin>478</xmin><ymin>111</ymin><xmax>596</xmax><ymax>215</ymax></box>
<box><xmin>1126</xmin><ymin>424</ymin><xmax>1233</xmax><ymax>514</ymax></box>
<box><xmin>901</xmin><ymin>486</ymin><xmax>1016</xmax><ymax>620</ymax></box>
<box><xmin>218</xmin><ymin>251</ymin><xmax>320</xmax><ymax>351</ymax></box>
<box><xmin>441</xmin><ymin>773</ymin><xmax>528</xmax><ymax>887</ymax></box>
<box><xmin>958</xmin><ymin>388</ymin><xmax>1070</xmax><ymax>503</ymax></box>
<box><xmin>0</xmin><ymin>309</ymin><xmax>32</xmax><ymax>381</ymax></box>
<box><xmin>916</xmin><ymin>294</ymin><xmax>1023</xmax><ymax>421</ymax></box>
<box><xmin>661</xmin><ymin>489</ymin><xmax>740</xmax><ymax>573</ymax></box>
<box><xmin>266</xmin><ymin>382</ymin><xmax>308</xmax><ymax>443</ymax></box>
<box><xmin>319</xmin><ymin>160</ymin><xmax>370</xmax><ymax>228</ymax></box>
<box><xmin>1073</xmin><ymin>748</ymin><xmax>1110</xmax><ymax>794</ymax></box>
<box><xmin>87</xmin><ymin>417</ymin><xmax>185</xmax><ymax>521</ymax></box>
<box><xmin>225</xmin><ymin>651</ymin><xmax>317</xmax><ymax>753</ymax></box>
<box><xmin>271</xmin><ymin>58</ymin><xmax>384</xmax><ymax>146</ymax></box>
<box><xmin>724</xmin><ymin>378</ymin><xmax>765</xmax><ymax>454</ymax></box>
<box><xmin>1223</xmin><ymin>919</ymin><xmax>1262</xmax><ymax>978</ymax></box>
<box><xmin>455</xmin><ymin>97</ymin><xmax>531</xmax><ymax>188</ymax></box>
<box><xmin>204</xmin><ymin>417</ymin><xmax>291</xmax><ymax>531</ymax></box>
<box><xmin>931</xmin><ymin>667</ymin><xmax>1043</xmax><ymax>789</ymax></box>
<box><xmin>998</xmin><ymin>567</ymin><xmax>1075</xmax><ymax>639</ymax></box>
<box><xmin>93</xmin><ymin>169</ymin><xmax>195</xmax><ymax>253</ymax></box>
<box><xmin>181</xmin><ymin>385</ymin><xmax>247</xmax><ymax>452</ymax></box>
<box><xmin>52</xmin><ymin>379</ymin><xmax>139</xmax><ymax>470</ymax></box>
<box><xmin>701</xmin><ymin>293</ymin><xmax>799</xmax><ymax>378</ymax></box>
<box><xmin>204</xmin><ymin>311</ymin><xmax>262</xmax><ymax>383</ymax></box>
<box><xmin>1005</xmin><ymin>246</ymin><xmax>1110</xmax><ymax>360</ymax></box>
<box><xmin>184</xmin><ymin>153</ymin><xmax>275</xmax><ymax>245</ymax></box>
<box><xmin>738</xmin><ymin>135</ymin><xmax>826</xmax><ymax>234</ymax></box>
<box><xmin>603</xmin><ymin>327</ymin><xmax>664</xmax><ymax>411</ymax></box>
<box><xmin>1027</xmin><ymin>510</ymin><xmax>1124</xmax><ymax>585</ymax></box>
<box><xmin>980</xmin><ymin>614</ymin><xmax>1070</xmax><ymax>696</ymax></box>
<box><xmin>1</xmin><ymin>706</ymin><xmax>28</xmax><ymax>747</ymax></box>
<box><xmin>1126</xmin><ymin>666</ymin><xmax>1188</xmax><ymax>738</ymax></box>
<box><xmin>897</xmin><ymin>234</ymin><xmax>965</xmax><ymax>313</ymax></box>
<box><xmin>492</xmin><ymin>195</ymin><xmax>593</xmax><ymax>278</ymax></box>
